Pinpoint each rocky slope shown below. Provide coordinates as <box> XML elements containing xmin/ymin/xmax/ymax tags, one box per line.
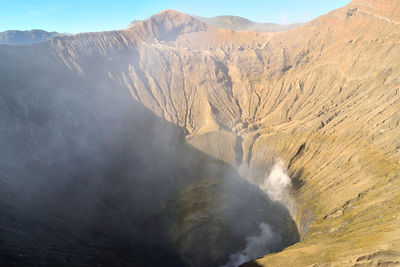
<box><xmin>0</xmin><ymin>30</ymin><xmax>60</xmax><ymax>45</ymax></box>
<box><xmin>1</xmin><ymin>0</ymin><xmax>400</xmax><ymax>266</ymax></box>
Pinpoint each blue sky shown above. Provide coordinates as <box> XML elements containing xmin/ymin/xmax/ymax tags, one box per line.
<box><xmin>1</xmin><ymin>0</ymin><xmax>351</xmax><ymax>33</ymax></box>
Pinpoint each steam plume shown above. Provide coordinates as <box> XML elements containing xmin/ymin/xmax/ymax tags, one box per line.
<box><xmin>221</xmin><ymin>223</ymin><xmax>280</xmax><ymax>267</ymax></box>
<box><xmin>221</xmin><ymin>161</ymin><xmax>292</xmax><ymax>267</ymax></box>
<box><xmin>260</xmin><ymin>160</ymin><xmax>292</xmax><ymax>203</ymax></box>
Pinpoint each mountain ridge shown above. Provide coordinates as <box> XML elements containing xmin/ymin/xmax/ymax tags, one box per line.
<box><xmin>129</xmin><ymin>12</ymin><xmax>304</xmax><ymax>33</ymax></box>
<box><xmin>192</xmin><ymin>15</ymin><xmax>304</xmax><ymax>32</ymax></box>
<box><xmin>0</xmin><ymin>29</ymin><xmax>60</xmax><ymax>45</ymax></box>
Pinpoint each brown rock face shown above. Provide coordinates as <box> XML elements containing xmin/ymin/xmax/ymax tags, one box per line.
<box><xmin>1</xmin><ymin>1</ymin><xmax>400</xmax><ymax>266</ymax></box>
<box><xmin>350</xmin><ymin>0</ymin><xmax>400</xmax><ymax>21</ymax></box>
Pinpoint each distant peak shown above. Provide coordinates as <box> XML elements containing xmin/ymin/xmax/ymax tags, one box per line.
<box><xmin>194</xmin><ymin>14</ymin><xmax>303</xmax><ymax>32</ymax></box>
<box><xmin>128</xmin><ymin>9</ymin><xmax>209</xmax><ymax>41</ymax></box>
<box><xmin>212</xmin><ymin>15</ymin><xmax>253</xmax><ymax>24</ymax></box>
<box><xmin>127</xmin><ymin>9</ymin><xmax>192</xmax><ymax>28</ymax></box>
<box><xmin>156</xmin><ymin>9</ymin><xmax>185</xmax><ymax>16</ymax></box>
<box><xmin>150</xmin><ymin>9</ymin><xmax>193</xmax><ymax>21</ymax></box>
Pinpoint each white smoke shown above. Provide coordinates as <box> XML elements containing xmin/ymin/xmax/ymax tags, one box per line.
<box><xmin>221</xmin><ymin>161</ymin><xmax>292</xmax><ymax>267</ymax></box>
<box><xmin>221</xmin><ymin>223</ymin><xmax>280</xmax><ymax>267</ymax></box>
<box><xmin>260</xmin><ymin>160</ymin><xmax>292</xmax><ymax>203</ymax></box>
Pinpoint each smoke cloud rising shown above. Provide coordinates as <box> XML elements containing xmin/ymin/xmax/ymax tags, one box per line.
<box><xmin>221</xmin><ymin>223</ymin><xmax>280</xmax><ymax>267</ymax></box>
<box><xmin>260</xmin><ymin>161</ymin><xmax>292</xmax><ymax>203</ymax></box>
<box><xmin>221</xmin><ymin>161</ymin><xmax>293</xmax><ymax>267</ymax></box>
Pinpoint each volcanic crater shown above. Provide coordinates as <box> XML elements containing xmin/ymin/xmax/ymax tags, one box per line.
<box><xmin>1</xmin><ymin>0</ymin><xmax>400</xmax><ymax>266</ymax></box>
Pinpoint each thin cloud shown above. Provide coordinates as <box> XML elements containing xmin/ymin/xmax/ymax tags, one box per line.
<box><xmin>23</xmin><ymin>4</ymin><xmax>70</xmax><ymax>17</ymax></box>
<box><xmin>15</xmin><ymin>4</ymin><xmax>33</xmax><ymax>9</ymax></box>
<box><xmin>279</xmin><ymin>14</ymin><xmax>289</xmax><ymax>24</ymax></box>
<box><xmin>27</xmin><ymin>10</ymin><xmax>44</xmax><ymax>17</ymax></box>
